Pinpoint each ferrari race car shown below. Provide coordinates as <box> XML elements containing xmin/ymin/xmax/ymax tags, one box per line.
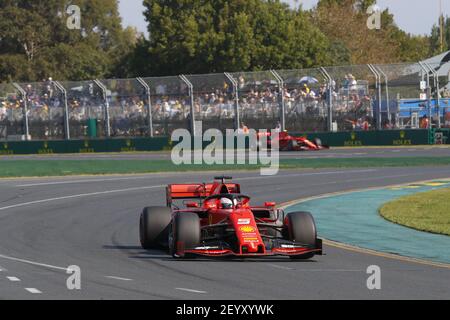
<box><xmin>257</xmin><ymin>131</ymin><xmax>329</xmax><ymax>151</ymax></box>
<box><xmin>139</xmin><ymin>176</ymin><xmax>322</xmax><ymax>259</ymax></box>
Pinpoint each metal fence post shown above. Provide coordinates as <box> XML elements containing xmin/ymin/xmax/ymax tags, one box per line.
<box><xmin>368</xmin><ymin>64</ymin><xmax>382</xmax><ymax>130</ymax></box>
<box><xmin>418</xmin><ymin>62</ymin><xmax>432</xmax><ymax>128</ymax></box>
<box><xmin>12</xmin><ymin>83</ymin><xmax>30</xmax><ymax>140</ymax></box>
<box><xmin>374</xmin><ymin>66</ymin><xmax>391</xmax><ymax>127</ymax></box>
<box><xmin>53</xmin><ymin>81</ymin><xmax>71</xmax><ymax>140</ymax></box>
<box><xmin>320</xmin><ymin>67</ymin><xmax>333</xmax><ymax>132</ymax></box>
<box><xmin>270</xmin><ymin>70</ymin><xmax>286</xmax><ymax>131</ymax></box>
<box><xmin>93</xmin><ymin>80</ymin><xmax>111</xmax><ymax>137</ymax></box>
<box><xmin>179</xmin><ymin>75</ymin><xmax>196</xmax><ymax>135</ymax></box>
<box><xmin>224</xmin><ymin>73</ymin><xmax>240</xmax><ymax>131</ymax></box>
<box><xmin>137</xmin><ymin>77</ymin><xmax>154</xmax><ymax>137</ymax></box>
<box><xmin>424</xmin><ymin>62</ymin><xmax>440</xmax><ymax>129</ymax></box>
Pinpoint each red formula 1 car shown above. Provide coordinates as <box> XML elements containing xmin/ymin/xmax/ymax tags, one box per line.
<box><xmin>139</xmin><ymin>176</ymin><xmax>322</xmax><ymax>259</ymax></box>
<box><xmin>257</xmin><ymin>131</ymin><xmax>329</xmax><ymax>151</ymax></box>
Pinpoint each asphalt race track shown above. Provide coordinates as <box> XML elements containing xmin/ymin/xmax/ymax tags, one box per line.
<box><xmin>0</xmin><ymin>166</ymin><xmax>449</xmax><ymax>300</ymax></box>
<box><xmin>1</xmin><ymin>146</ymin><xmax>450</xmax><ymax>161</ymax></box>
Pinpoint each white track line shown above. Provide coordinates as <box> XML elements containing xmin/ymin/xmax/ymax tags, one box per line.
<box><xmin>267</xmin><ymin>264</ymin><xmax>295</xmax><ymax>271</ymax></box>
<box><xmin>16</xmin><ymin>176</ymin><xmax>158</xmax><ymax>187</ymax></box>
<box><xmin>295</xmin><ymin>269</ymin><xmax>364</xmax><ymax>272</ymax></box>
<box><xmin>0</xmin><ymin>254</ymin><xmax>69</xmax><ymax>272</ymax></box>
<box><xmin>7</xmin><ymin>276</ymin><xmax>21</xmax><ymax>282</ymax></box>
<box><xmin>175</xmin><ymin>288</ymin><xmax>207</xmax><ymax>294</ymax></box>
<box><xmin>235</xmin><ymin>169</ymin><xmax>376</xmax><ymax>182</ymax></box>
<box><xmin>267</xmin><ymin>265</ymin><xmax>363</xmax><ymax>272</ymax></box>
<box><xmin>0</xmin><ymin>185</ymin><xmax>165</xmax><ymax>212</ymax></box>
<box><xmin>15</xmin><ymin>169</ymin><xmax>377</xmax><ymax>188</ymax></box>
<box><xmin>25</xmin><ymin>288</ymin><xmax>42</xmax><ymax>294</ymax></box>
<box><xmin>105</xmin><ymin>276</ymin><xmax>133</xmax><ymax>281</ymax></box>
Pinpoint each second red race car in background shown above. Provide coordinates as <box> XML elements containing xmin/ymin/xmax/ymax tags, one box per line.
<box><xmin>257</xmin><ymin>131</ymin><xmax>329</xmax><ymax>151</ymax></box>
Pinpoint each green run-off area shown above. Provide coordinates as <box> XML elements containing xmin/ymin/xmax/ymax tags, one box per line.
<box><xmin>1</xmin><ymin>157</ymin><xmax>450</xmax><ymax>177</ymax></box>
<box><xmin>380</xmin><ymin>188</ymin><xmax>450</xmax><ymax>236</ymax></box>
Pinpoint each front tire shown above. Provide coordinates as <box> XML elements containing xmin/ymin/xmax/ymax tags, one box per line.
<box><xmin>169</xmin><ymin>212</ymin><xmax>201</xmax><ymax>258</ymax></box>
<box><xmin>285</xmin><ymin>211</ymin><xmax>317</xmax><ymax>260</ymax></box>
<box><xmin>140</xmin><ymin>207</ymin><xmax>172</xmax><ymax>250</ymax></box>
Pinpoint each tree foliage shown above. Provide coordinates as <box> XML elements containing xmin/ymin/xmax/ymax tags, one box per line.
<box><xmin>313</xmin><ymin>0</ymin><xmax>429</xmax><ymax>65</ymax></box>
<box><xmin>0</xmin><ymin>0</ymin><xmax>446</xmax><ymax>82</ymax></box>
<box><xmin>137</xmin><ymin>0</ymin><xmax>335</xmax><ymax>76</ymax></box>
<box><xmin>0</xmin><ymin>0</ymin><xmax>137</xmax><ymax>82</ymax></box>
<box><xmin>429</xmin><ymin>16</ymin><xmax>450</xmax><ymax>56</ymax></box>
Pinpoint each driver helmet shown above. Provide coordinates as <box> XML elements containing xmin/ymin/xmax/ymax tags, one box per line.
<box><xmin>220</xmin><ymin>197</ymin><xmax>233</xmax><ymax>209</ymax></box>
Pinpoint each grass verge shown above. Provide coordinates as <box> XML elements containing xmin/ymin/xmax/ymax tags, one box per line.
<box><xmin>380</xmin><ymin>188</ymin><xmax>450</xmax><ymax>236</ymax></box>
<box><xmin>1</xmin><ymin>157</ymin><xmax>450</xmax><ymax>178</ymax></box>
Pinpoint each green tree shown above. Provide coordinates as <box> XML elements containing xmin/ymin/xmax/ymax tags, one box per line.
<box><xmin>0</xmin><ymin>0</ymin><xmax>136</xmax><ymax>82</ymax></box>
<box><xmin>429</xmin><ymin>16</ymin><xmax>449</xmax><ymax>56</ymax></box>
<box><xmin>313</xmin><ymin>0</ymin><xmax>430</xmax><ymax>64</ymax></box>
<box><xmin>139</xmin><ymin>0</ymin><xmax>334</xmax><ymax>76</ymax></box>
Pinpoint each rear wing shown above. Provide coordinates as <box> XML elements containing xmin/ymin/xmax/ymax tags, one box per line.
<box><xmin>166</xmin><ymin>183</ymin><xmax>241</xmax><ymax>207</ymax></box>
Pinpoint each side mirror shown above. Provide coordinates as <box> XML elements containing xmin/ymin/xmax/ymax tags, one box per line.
<box><xmin>186</xmin><ymin>202</ymin><xmax>199</xmax><ymax>208</ymax></box>
<box><xmin>265</xmin><ymin>202</ymin><xmax>276</xmax><ymax>208</ymax></box>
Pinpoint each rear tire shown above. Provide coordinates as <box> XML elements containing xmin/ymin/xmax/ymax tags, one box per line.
<box><xmin>285</xmin><ymin>211</ymin><xmax>317</xmax><ymax>260</ymax></box>
<box><xmin>169</xmin><ymin>212</ymin><xmax>201</xmax><ymax>258</ymax></box>
<box><xmin>140</xmin><ymin>207</ymin><xmax>172</xmax><ymax>250</ymax></box>
<box><xmin>284</xmin><ymin>140</ymin><xmax>295</xmax><ymax>151</ymax></box>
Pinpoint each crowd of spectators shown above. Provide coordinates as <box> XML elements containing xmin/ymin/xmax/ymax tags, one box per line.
<box><xmin>5</xmin><ymin>72</ymin><xmax>438</xmax><ymax>140</ymax></box>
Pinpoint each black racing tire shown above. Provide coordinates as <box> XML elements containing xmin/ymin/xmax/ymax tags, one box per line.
<box><xmin>285</xmin><ymin>211</ymin><xmax>317</xmax><ymax>260</ymax></box>
<box><xmin>140</xmin><ymin>207</ymin><xmax>172</xmax><ymax>250</ymax></box>
<box><xmin>282</xmin><ymin>140</ymin><xmax>295</xmax><ymax>151</ymax></box>
<box><xmin>169</xmin><ymin>212</ymin><xmax>201</xmax><ymax>258</ymax></box>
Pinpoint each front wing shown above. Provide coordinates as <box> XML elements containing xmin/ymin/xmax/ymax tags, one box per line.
<box><xmin>181</xmin><ymin>239</ymin><xmax>323</xmax><ymax>258</ymax></box>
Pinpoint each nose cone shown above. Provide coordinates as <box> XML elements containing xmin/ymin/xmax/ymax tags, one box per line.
<box><xmin>248</xmin><ymin>242</ymin><xmax>259</xmax><ymax>252</ymax></box>
<box><xmin>230</xmin><ymin>210</ymin><xmax>265</xmax><ymax>254</ymax></box>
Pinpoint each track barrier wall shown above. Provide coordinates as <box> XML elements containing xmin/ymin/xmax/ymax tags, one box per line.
<box><xmin>0</xmin><ymin>137</ymin><xmax>171</xmax><ymax>155</ymax></box>
<box><xmin>0</xmin><ymin>129</ymin><xmax>442</xmax><ymax>155</ymax></box>
<box><xmin>292</xmin><ymin>129</ymin><xmax>432</xmax><ymax>147</ymax></box>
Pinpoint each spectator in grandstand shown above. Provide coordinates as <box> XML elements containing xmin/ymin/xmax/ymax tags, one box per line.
<box><xmin>443</xmin><ymin>87</ymin><xmax>450</xmax><ymax>98</ymax></box>
<box><xmin>362</xmin><ymin>118</ymin><xmax>370</xmax><ymax>131</ymax></box>
<box><xmin>0</xmin><ymin>102</ymin><xmax>7</xmax><ymax>121</ymax></box>
<box><xmin>349</xmin><ymin>74</ymin><xmax>357</xmax><ymax>92</ymax></box>
<box><xmin>345</xmin><ymin>119</ymin><xmax>357</xmax><ymax>130</ymax></box>
<box><xmin>274</xmin><ymin>121</ymin><xmax>282</xmax><ymax>132</ymax></box>
<box><xmin>301</xmin><ymin>84</ymin><xmax>310</xmax><ymax>97</ymax></box>
<box><xmin>420</xmin><ymin>115</ymin><xmax>429</xmax><ymax>129</ymax></box>
<box><xmin>319</xmin><ymin>85</ymin><xmax>327</xmax><ymax>100</ymax></box>
<box><xmin>240</xmin><ymin>122</ymin><xmax>250</xmax><ymax>134</ymax></box>
<box><xmin>444</xmin><ymin>111</ymin><xmax>450</xmax><ymax>127</ymax></box>
<box><xmin>343</xmin><ymin>74</ymin><xmax>350</xmax><ymax>89</ymax></box>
